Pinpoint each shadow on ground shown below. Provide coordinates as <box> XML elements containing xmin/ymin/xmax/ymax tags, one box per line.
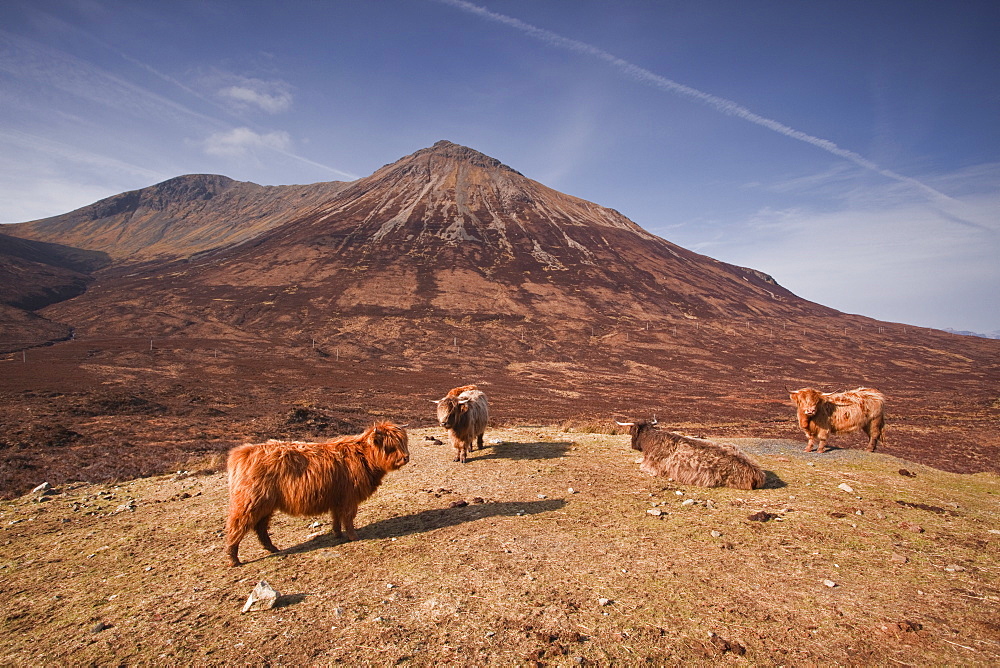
<box><xmin>274</xmin><ymin>498</ymin><xmax>568</xmax><ymax>560</ymax></box>
<box><xmin>473</xmin><ymin>441</ymin><xmax>573</xmax><ymax>461</ymax></box>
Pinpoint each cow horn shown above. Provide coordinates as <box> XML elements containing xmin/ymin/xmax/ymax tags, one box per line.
<box><xmin>650</xmin><ymin>417</ymin><xmax>658</xmax><ymax>425</ymax></box>
<box><xmin>430</xmin><ymin>399</ymin><xmax>442</xmax><ymax>404</ymax></box>
<box><xmin>397</xmin><ymin>423</ymin><xmax>409</xmax><ymax>429</ymax></box>
<box><xmin>615</xmin><ymin>420</ymin><xmax>635</xmax><ymax>426</ymax></box>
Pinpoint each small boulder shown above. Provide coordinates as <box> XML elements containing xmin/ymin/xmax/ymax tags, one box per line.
<box><xmin>241</xmin><ymin>580</ymin><xmax>280</xmax><ymax>613</ymax></box>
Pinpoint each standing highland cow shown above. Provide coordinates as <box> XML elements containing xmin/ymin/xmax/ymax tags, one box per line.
<box><xmin>224</xmin><ymin>421</ymin><xmax>409</xmax><ymax>567</ymax></box>
<box><xmin>432</xmin><ymin>384</ymin><xmax>489</xmax><ymax>463</ymax></box>
<box><xmin>788</xmin><ymin>387</ymin><xmax>886</xmax><ymax>453</ymax></box>
<box><xmin>617</xmin><ymin>420</ymin><xmax>766</xmax><ymax>490</ymax></box>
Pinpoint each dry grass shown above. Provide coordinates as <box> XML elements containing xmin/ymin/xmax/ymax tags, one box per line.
<box><xmin>2</xmin><ymin>426</ymin><xmax>998</xmax><ymax>665</ymax></box>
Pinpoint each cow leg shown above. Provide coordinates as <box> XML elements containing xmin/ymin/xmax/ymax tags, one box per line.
<box><xmin>225</xmin><ymin>514</ymin><xmax>252</xmax><ymax>567</ymax></box>
<box><xmin>341</xmin><ymin>503</ymin><xmax>360</xmax><ymax>541</ymax></box>
<box><xmin>330</xmin><ymin>508</ymin><xmax>343</xmax><ymax>538</ymax></box>
<box><xmin>817</xmin><ymin>430</ymin><xmax>829</xmax><ymax>453</ymax></box>
<box><xmin>477</xmin><ymin>433</ymin><xmax>485</xmax><ymax>450</ymax></box>
<box><xmin>866</xmin><ymin>417</ymin><xmax>884</xmax><ymax>452</ymax></box>
<box><xmin>226</xmin><ymin>502</ymin><xmax>265</xmax><ymax>567</ymax></box>
<box><xmin>254</xmin><ymin>515</ymin><xmax>279</xmax><ymax>553</ymax></box>
<box><xmin>803</xmin><ymin>433</ymin><xmax>815</xmax><ymax>452</ymax></box>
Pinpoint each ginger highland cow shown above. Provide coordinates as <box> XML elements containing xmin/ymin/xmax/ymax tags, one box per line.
<box><xmin>224</xmin><ymin>421</ymin><xmax>409</xmax><ymax>567</ymax></box>
<box><xmin>788</xmin><ymin>387</ymin><xmax>886</xmax><ymax>453</ymax></box>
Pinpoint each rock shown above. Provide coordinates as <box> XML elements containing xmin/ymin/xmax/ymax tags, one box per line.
<box><xmin>449</xmin><ymin>500</ymin><xmax>468</xmax><ymax>508</ymax></box>
<box><xmin>838</xmin><ymin>483</ymin><xmax>854</xmax><ymax>493</ymax></box>
<box><xmin>900</xmin><ymin>522</ymin><xmax>924</xmax><ymax>534</ymax></box>
<box><xmin>898</xmin><ymin>468</ymin><xmax>916</xmax><ymax>477</ymax></box>
<box><xmin>890</xmin><ymin>553</ymin><xmax>908</xmax><ymax>564</ymax></box>
<box><xmin>32</xmin><ymin>482</ymin><xmax>52</xmax><ymax>495</ymax></box>
<box><xmin>111</xmin><ymin>500</ymin><xmax>136</xmax><ymax>514</ymax></box>
<box><xmin>823</xmin><ymin>579</ymin><xmax>837</xmax><ymax>588</ymax></box>
<box><xmin>710</xmin><ymin>530</ymin><xmax>722</xmax><ymax>538</ymax></box>
<box><xmin>537</xmin><ymin>494</ymin><xmax>547</xmax><ymax>499</ymax></box>
<box><xmin>706</xmin><ymin>632</ymin><xmax>746</xmax><ymax>656</ymax></box>
<box><xmin>90</xmin><ymin>621</ymin><xmax>110</xmax><ymax>633</ymax></box>
<box><xmin>568</xmin><ymin>488</ymin><xmax>577</xmax><ymax>494</ymax></box>
<box><xmin>598</xmin><ymin>598</ymin><xmax>612</xmax><ymax>607</ymax></box>
<box><xmin>747</xmin><ymin>511</ymin><xmax>776</xmax><ymax>522</ymax></box>
<box><xmin>646</xmin><ymin>508</ymin><xmax>663</xmax><ymax>516</ymax></box>
<box><xmin>241</xmin><ymin>580</ymin><xmax>280</xmax><ymax>613</ymax></box>
<box><xmin>681</xmin><ymin>499</ymin><xmax>696</xmax><ymax>507</ymax></box>
<box><xmin>944</xmin><ymin>564</ymin><xmax>966</xmax><ymax>572</ymax></box>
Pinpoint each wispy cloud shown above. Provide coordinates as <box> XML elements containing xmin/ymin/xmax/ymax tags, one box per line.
<box><xmin>438</xmin><ymin>0</ymin><xmax>959</xmax><ymax>208</ymax></box>
<box><xmin>218</xmin><ymin>80</ymin><xmax>293</xmax><ymax>114</ymax></box>
<box><xmin>0</xmin><ymin>128</ymin><xmax>168</xmax><ymax>182</ymax></box>
<box><xmin>202</xmin><ymin>127</ymin><xmax>291</xmax><ymax>159</ymax></box>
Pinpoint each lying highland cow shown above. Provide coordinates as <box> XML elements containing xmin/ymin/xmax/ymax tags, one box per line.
<box><xmin>224</xmin><ymin>421</ymin><xmax>409</xmax><ymax>567</ymax></box>
<box><xmin>788</xmin><ymin>387</ymin><xmax>886</xmax><ymax>453</ymax></box>
<box><xmin>617</xmin><ymin>420</ymin><xmax>765</xmax><ymax>490</ymax></box>
<box><xmin>432</xmin><ymin>384</ymin><xmax>489</xmax><ymax>463</ymax></box>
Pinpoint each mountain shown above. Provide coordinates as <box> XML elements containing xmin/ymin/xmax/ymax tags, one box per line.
<box><xmin>11</xmin><ymin>140</ymin><xmax>836</xmax><ymax>344</ymax></box>
<box><xmin>5</xmin><ymin>174</ymin><xmax>349</xmax><ymax>262</ymax></box>
<box><xmin>1</xmin><ymin>141</ymin><xmax>998</xmax><ymax>487</ymax></box>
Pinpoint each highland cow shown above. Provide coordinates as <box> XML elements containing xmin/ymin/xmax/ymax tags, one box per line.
<box><xmin>432</xmin><ymin>385</ymin><xmax>489</xmax><ymax>463</ymax></box>
<box><xmin>617</xmin><ymin>420</ymin><xmax>766</xmax><ymax>490</ymax></box>
<box><xmin>788</xmin><ymin>387</ymin><xmax>886</xmax><ymax>453</ymax></box>
<box><xmin>224</xmin><ymin>421</ymin><xmax>409</xmax><ymax>567</ymax></box>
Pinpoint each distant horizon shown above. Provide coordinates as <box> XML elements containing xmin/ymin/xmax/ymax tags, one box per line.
<box><xmin>1</xmin><ymin>1</ymin><xmax>997</xmax><ymax>333</ymax></box>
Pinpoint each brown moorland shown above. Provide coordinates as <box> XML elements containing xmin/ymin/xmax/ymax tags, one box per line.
<box><xmin>0</xmin><ymin>140</ymin><xmax>998</xmax><ymax>663</ymax></box>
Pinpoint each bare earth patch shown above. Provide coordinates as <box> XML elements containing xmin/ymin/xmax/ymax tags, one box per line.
<box><xmin>2</xmin><ymin>427</ymin><xmax>998</xmax><ymax>665</ymax></box>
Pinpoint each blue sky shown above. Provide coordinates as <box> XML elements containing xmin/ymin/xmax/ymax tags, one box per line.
<box><xmin>2</xmin><ymin>0</ymin><xmax>998</xmax><ymax>333</ymax></box>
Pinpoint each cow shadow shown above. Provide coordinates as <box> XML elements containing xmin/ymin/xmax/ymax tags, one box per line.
<box><xmin>278</xmin><ymin>498</ymin><xmax>567</xmax><ymax>558</ymax></box>
<box><xmin>761</xmin><ymin>470</ymin><xmax>787</xmax><ymax>489</ymax></box>
<box><xmin>474</xmin><ymin>440</ymin><xmax>572</xmax><ymax>461</ymax></box>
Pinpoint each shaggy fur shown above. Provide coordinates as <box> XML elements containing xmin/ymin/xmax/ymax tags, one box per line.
<box><xmin>434</xmin><ymin>384</ymin><xmax>489</xmax><ymax>463</ymax></box>
<box><xmin>224</xmin><ymin>421</ymin><xmax>409</xmax><ymax>567</ymax></box>
<box><xmin>789</xmin><ymin>387</ymin><xmax>886</xmax><ymax>453</ymax></box>
<box><xmin>626</xmin><ymin>421</ymin><xmax>765</xmax><ymax>490</ymax></box>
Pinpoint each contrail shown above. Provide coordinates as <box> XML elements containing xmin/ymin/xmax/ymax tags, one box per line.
<box><xmin>438</xmin><ymin>0</ymin><xmax>955</xmax><ymax>206</ymax></box>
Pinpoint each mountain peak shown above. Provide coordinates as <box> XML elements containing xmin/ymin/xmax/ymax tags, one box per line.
<box><xmin>404</xmin><ymin>140</ymin><xmax>523</xmax><ymax>176</ymax></box>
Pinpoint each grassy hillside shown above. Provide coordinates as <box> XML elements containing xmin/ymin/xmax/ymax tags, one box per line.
<box><xmin>2</xmin><ymin>426</ymin><xmax>998</xmax><ymax>665</ymax></box>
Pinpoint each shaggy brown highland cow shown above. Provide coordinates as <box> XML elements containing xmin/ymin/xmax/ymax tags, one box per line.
<box><xmin>618</xmin><ymin>420</ymin><xmax>765</xmax><ymax>490</ymax></box>
<box><xmin>432</xmin><ymin>384</ymin><xmax>489</xmax><ymax>463</ymax></box>
<box><xmin>224</xmin><ymin>421</ymin><xmax>409</xmax><ymax>567</ymax></box>
<box><xmin>789</xmin><ymin>387</ymin><xmax>886</xmax><ymax>453</ymax></box>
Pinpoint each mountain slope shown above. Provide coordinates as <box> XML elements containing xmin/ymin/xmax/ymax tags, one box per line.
<box><xmin>26</xmin><ymin>141</ymin><xmax>836</xmax><ymax>348</ymax></box>
<box><xmin>5</xmin><ymin>174</ymin><xmax>350</xmax><ymax>262</ymax></box>
<box><xmin>0</xmin><ymin>141</ymin><xmax>997</xmax><ymax>493</ymax></box>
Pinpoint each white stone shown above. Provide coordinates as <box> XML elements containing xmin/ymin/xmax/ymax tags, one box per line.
<box><xmin>241</xmin><ymin>580</ymin><xmax>280</xmax><ymax>613</ymax></box>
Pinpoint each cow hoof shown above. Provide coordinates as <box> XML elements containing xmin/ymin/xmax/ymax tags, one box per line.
<box><xmin>803</xmin><ymin>446</ymin><xmax>813</xmax><ymax>452</ymax></box>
